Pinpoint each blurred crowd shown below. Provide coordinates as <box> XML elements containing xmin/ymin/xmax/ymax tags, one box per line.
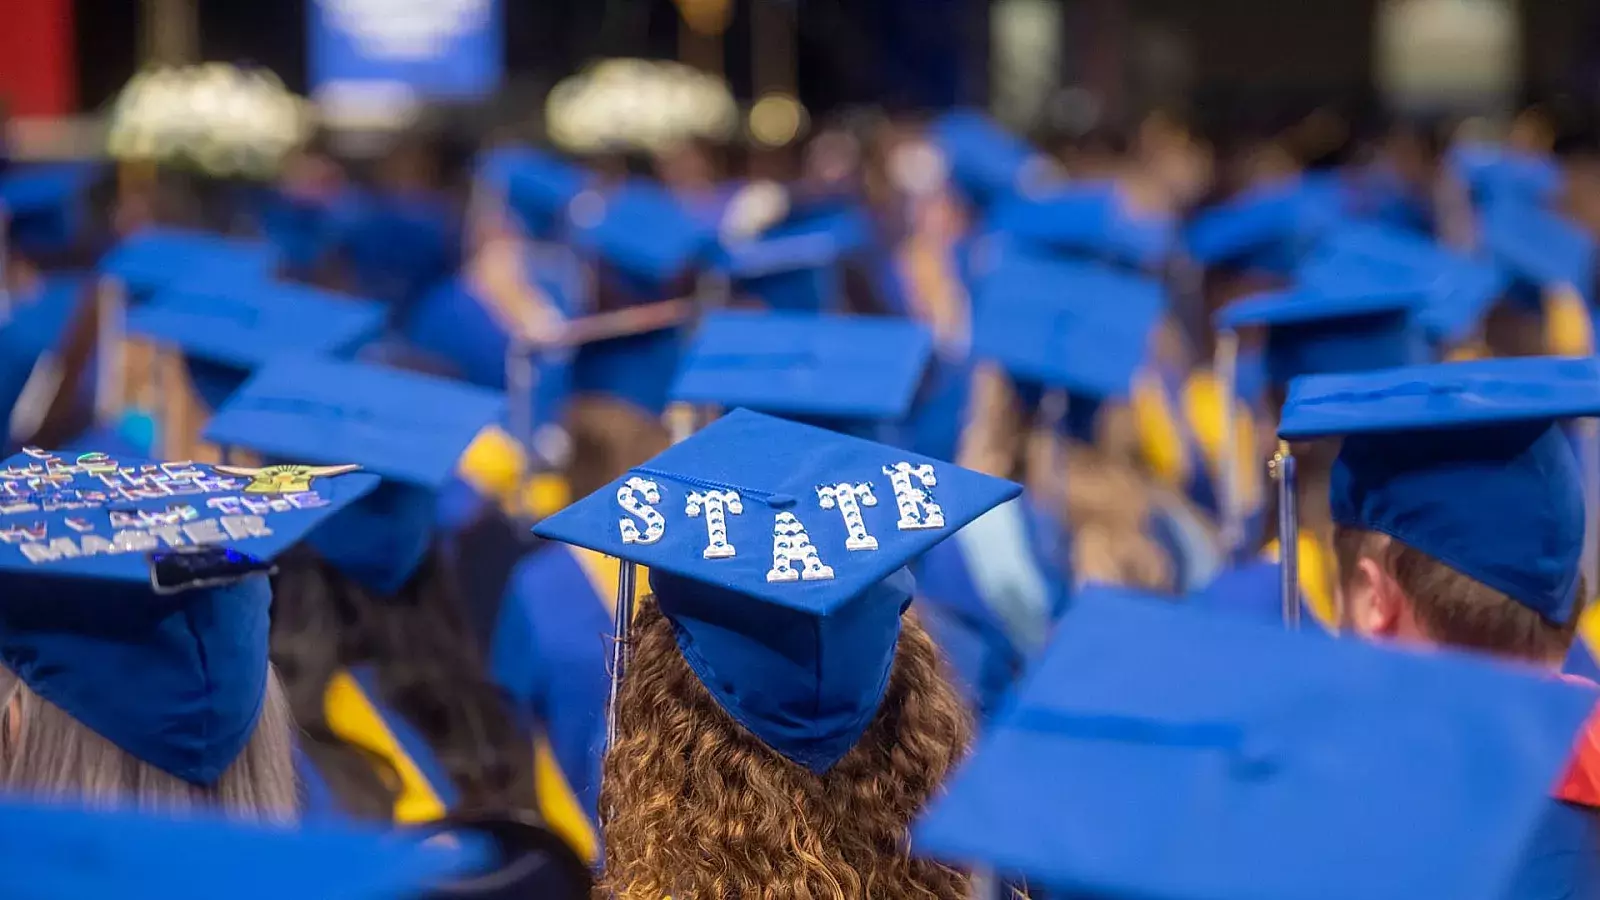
<box><xmin>5</xmin><ymin>83</ymin><xmax>1600</xmax><ymax>898</ymax></box>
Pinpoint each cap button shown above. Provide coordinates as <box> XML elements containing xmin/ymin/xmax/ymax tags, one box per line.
<box><xmin>765</xmin><ymin>493</ymin><xmax>796</xmax><ymax>509</ymax></box>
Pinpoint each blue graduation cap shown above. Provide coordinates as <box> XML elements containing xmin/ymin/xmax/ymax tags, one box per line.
<box><xmin>928</xmin><ymin>110</ymin><xmax>1045</xmax><ymax>208</ymax></box>
<box><xmin>989</xmin><ymin>181</ymin><xmax>1176</xmax><ymax>270</ymax></box>
<box><xmin>1278</xmin><ymin>356</ymin><xmax>1600</xmax><ymax>625</ymax></box>
<box><xmin>971</xmin><ymin>255</ymin><xmax>1165</xmax><ymax>435</ymax></box>
<box><xmin>1300</xmin><ymin>224</ymin><xmax>1507</xmax><ymax>348</ymax></box>
<box><xmin>670</xmin><ymin>310</ymin><xmax>935</xmax><ymax>431</ymax></box>
<box><xmin>1481</xmin><ymin>201</ymin><xmax>1595</xmax><ymax>300</ymax></box>
<box><xmin>718</xmin><ymin>205</ymin><xmax>872</xmax><ymax>313</ymax></box>
<box><xmin>478</xmin><ymin>146</ymin><xmax>588</xmax><ymax>241</ymax></box>
<box><xmin>1185</xmin><ymin>174</ymin><xmax>1348</xmax><ymax>272</ymax></box>
<box><xmin>203</xmin><ymin>358</ymin><xmax>506</xmax><ymax>595</ymax></box>
<box><xmin>0</xmin><ymin>274</ymin><xmax>87</xmax><ymax>430</ymax></box>
<box><xmin>914</xmin><ymin>587</ymin><xmax>1598</xmax><ymax>900</ymax></box>
<box><xmin>569</xmin><ymin>181</ymin><xmax>714</xmax><ymax>297</ymax></box>
<box><xmin>99</xmin><ymin>228</ymin><xmax>280</xmax><ymax>300</ymax></box>
<box><xmin>128</xmin><ymin>277</ymin><xmax>387</xmax><ymax>409</ymax></box>
<box><xmin>1216</xmin><ymin>282</ymin><xmax>1431</xmax><ymax>387</ymax></box>
<box><xmin>331</xmin><ymin>188</ymin><xmax>462</xmax><ymax>310</ymax></box>
<box><xmin>533</xmin><ymin>408</ymin><xmax>1021</xmax><ymax>772</ymax></box>
<box><xmin>0</xmin><ymin>798</ymin><xmax>478</xmax><ymax>899</ymax></box>
<box><xmin>0</xmin><ymin>445</ymin><xmax>378</xmax><ymax>784</ymax></box>
<box><xmin>1448</xmin><ymin>142</ymin><xmax>1563</xmax><ymax>208</ymax></box>
<box><xmin>0</xmin><ymin>162</ymin><xmax>101</xmax><ymax>254</ymax></box>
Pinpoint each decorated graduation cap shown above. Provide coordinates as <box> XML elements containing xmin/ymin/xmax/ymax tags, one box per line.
<box><xmin>0</xmin><ymin>798</ymin><xmax>477</xmax><ymax>900</ymax></box>
<box><xmin>914</xmin><ymin>588</ymin><xmax>1598</xmax><ymax>900</ymax></box>
<box><xmin>0</xmin><ymin>445</ymin><xmax>377</xmax><ymax>784</ymax></box>
<box><xmin>669</xmin><ymin>310</ymin><xmax>935</xmax><ymax>436</ymax></box>
<box><xmin>1300</xmin><ymin>223</ymin><xmax>1507</xmax><ymax>348</ymax></box>
<box><xmin>971</xmin><ymin>254</ymin><xmax>1164</xmax><ymax>438</ymax></box>
<box><xmin>99</xmin><ymin>228</ymin><xmax>280</xmax><ymax>300</ymax></box>
<box><xmin>128</xmin><ymin>276</ymin><xmax>386</xmax><ymax>409</ymax></box>
<box><xmin>533</xmin><ymin>408</ymin><xmax>1020</xmax><ymax>773</ymax></box>
<box><xmin>989</xmin><ymin>181</ymin><xmax>1175</xmax><ymax>270</ymax></box>
<box><xmin>204</xmin><ymin>358</ymin><xmax>506</xmax><ymax>595</ymax></box>
<box><xmin>1276</xmin><ymin>356</ymin><xmax>1600</xmax><ymax>627</ymax></box>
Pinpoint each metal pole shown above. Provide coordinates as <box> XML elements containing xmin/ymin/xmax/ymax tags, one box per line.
<box><xmin>1273</xmin><ymin>440</ymin><xmax>1300</xmax><ymax>630</ymax></box>
<box><xmin>1215</xmin><ymin>330</ymin><xmax>1243</xmax><ymax>556</ymax></box>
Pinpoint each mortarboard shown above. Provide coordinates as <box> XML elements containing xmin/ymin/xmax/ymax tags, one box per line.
<box><xmin>128</xmin><ymin>277</ymin><xmax>387</xmax><ymax>409</ymax></box>
<box><xmin>478</xmin><ymin>146</ymin><xmax>588</xmax><ymax>241</ymax></box>
<box><xmin>0</xmin><ymin>274</ymin><xmax>87</xmax><ymax>430</ymax></box>
<box><xmin>0</xmin><ymin>162</ymin><xmax>101</xmax><ymax>254</ymax></box>
<box><xmin>989</xmin><ymin>181</ymin><xmax>1176</xmax><ymax>270</ymax></box>
<box><xmin>1448</xmin><ymin>141</ymin><xmax>1563</xmax><ymax>208</ymax></box>
<box><xmin>1300</xmin><ymin>223</ymin><xmax>1507</xmax><ymax>348</ymax></box>
<box><xmin>203</xmin><ymin>359</ymin><xmax>506</xmax><ymax>595</ymax></box>
<box><xmin>718</xmin><ymin>205</ymin><xmax>871</xmax><ymax>313</ymax></box>
<box><xmin>1216</xmin><ymin>282</ymin><xmax>1430</xmax><ymax>387</ymax></box>
<box><xmin>98</xmin><ymin>228</ymin><xmax>280</xmax><ymax>300</ymax></box>
<box><xmin>971</xmin><ymin>255</ymin><xmax>1165</xmax><ymax>435</ymax></box>
<box><xmin>331</xmin><ymin>188</ymin><xmax>462</xmax><ymax>311</ymax></box>
<box><xmin>914</xmin><ymin>587</ymin><xmax>1599</xmax><ymax>900</ymax></box>
<box><xmin>928</xmin><ymin>110</ymin><xmax>1045</xmax><ymax>208</ymax></box>
<box><xmin>569</xmin><ymin>181</ymin><xmax>714</xmax><ymax>297</ymax></box>
<box><xmin>0</xmin><ymin>445</ymin><xmax>378</xmax><ymax>784</ymax></box>
<box><xmin>0</xmin><ymin>798</ymin><xmax>477</xmax><ymax>899</ymax></box>
<box><xmin>670</xmin><ymin>310</ymin><xmax>935</xmax><ymax>427</ymax></box>
<box><xmin>1480</xmin><ymin>200</ymin><xmax>1595</xmax><ymax>300</ymax></box>
<box><xmin>1279</xmin><ymin>355</ymin><xmax>1600</xmax><ymax>624</ymax></box>
<box><xmin>532</xmin><ymin>408</ymin><xmax>1020</xmax><ymax>772</ymax></box>
<box><xmin>1184</xmin><ymin>174</ymin><xmax>1347</xmax><ymax>272</ymax></box>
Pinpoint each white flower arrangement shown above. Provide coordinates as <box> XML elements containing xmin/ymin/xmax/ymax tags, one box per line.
<box><xmin>546</xmin><ymin>58</ymin><xmax>738</xmax><ymax>155</ymax></box>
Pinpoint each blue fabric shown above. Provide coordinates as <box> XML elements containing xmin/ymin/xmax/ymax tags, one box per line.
<box><xmin>99</xmin><ymin>228</ymin><xmax>280</xmax><ymax>301</ymax></box>
<box><xmin>1218</xmin><ymin>283</ymin><xmax>1430</xmax><ymax>386</ymax></box>
<box><xmin>332</xmin><ymin>188</ymin><xmax>462</xmax><ymax>313</ymax></box>
<box><xmin>1185</xmin><ymin>175</ymin><xmax>1348</xmax><ymax>270</ymax></box>
<box><xmin>989</xmin><ymin>181</ymin><xmax>1175</xmax><ymax>269</ymax></box>
<box><xmin>0</xmin><ymin>449</ymin><xmax>376</xmax><ymax>784</ymax></box>
<box><xmin>1503</xmin><ymin>800</ymin><xmax>1600</xmax><ymax>900</ymax></box>
<box><xmin>0</xmin><ymin>162</ymin><xmax>99</xmax><ymax>254</ymax></box>
<box><xmin>1481</xmin><ymin>201</ymin><xmax>1596</xmax><ymax>300</ymax></box>
<box><xmin>904</xmin><ymin>354</ymin><xmax>973</xmax><ymax>464</ymax></box>
<box><xmin>1282</xmin><ymin>357</ymin><xmax>1600</xmax><ymax>623</ymax></box>
<box><xmin>203</xmin><ymin>359</ymin><xmax>505</xmax><ymax>594</ymax></box>
<box><xmin>0</xmin><ymin>797</ymin><xmax>477</xmax><ymax>899</ymax></box>
<box><xmin>569</xmin><ymin>181</ymin><xmax>714</xmax><ymax>292</ymax></box>
<box><xmin>532</xmin><ymin>409</ymin><xmax>1021</xmax><ymax>771</ymax></box>
<box><xmin>348</xmin><ymin>665</ymin><xmax>459</xmax><ymax>807</ymax></box>
<box><xmin>670</xmin><ymin>310</ymin><xmax>934</xmax><ymax>422</ymax></box>
<box><xmin>971</xmin><ymin>254</ymin><xmax>1165</xmax><ymax>402</ymax></box>
<box><xmin>479</xmin><ymin>146</ymin><xmax>587</xmax><ymax>241</ymax></box>
<box><xmin>1448</xmin><ymin>142</ymin><xmax>1563</xmax><ymax>209</ymax></box>
<box><xmin>0</xmin><ymin>274</ymin><xmax>85</xmax><ymax>428</ymax></box>
<box><xmin>571</xmin><ymin>327</ymin><xmax>684</xmax><ymax>416</ymax></box>
<box><xmin>929</xmin><ymin>110</ymin><xmax>1036</xmax><ymax>208</ymax></box>
<box><xmin>914</xmin><ymin>589</ymin><xmax>1599</xmax><ymax>900</ymax></box>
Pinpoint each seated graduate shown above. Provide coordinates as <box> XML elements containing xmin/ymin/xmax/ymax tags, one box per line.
<box><xmin>202</xmin><ymin>359</ymin><xmax>538</xmax><ymax>827</ymax></box>
<box><xmin>1277</xmin><ymin>356</ymin><xmax>1600</xmax><ymax>893</ymax></box>
<box><xmin>1190</xmin><ymin>278</ymin><xmax>1434</xmax><ymax>627</ymax></box>
<box><xmin>0</xmin><ymin>443</ymin><xmax>377</xmax><ymax>817</ymax></box>
<box><xmin>1478</xmin><ymin>198</ymin><xmax>1596</xmax><ymax>358</ymax></box>
<box><xmin>965</xmin><ymin>251</ymin><xmax>1207</xmax><ymax>592</ymax></box>
<box><xmin>914</xmin><ymin>586</ymin><xmax>1600</xmax><ymax>900</ymax></box>
<box><xmin>533</xmin><ymin>408</ymin><xmax>1020</xmax><ymax>900</ymax></box>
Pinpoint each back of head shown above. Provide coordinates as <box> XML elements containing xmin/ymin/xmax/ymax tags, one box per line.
<box><xmin>0</xmin><ymin>664</ymin><xmax>297</xmax><ymax>819</ymax></box>
<box><xmin>601</xmin><ymin>598</ymin><xmax>972</xmax><ymax>900</ymax></box>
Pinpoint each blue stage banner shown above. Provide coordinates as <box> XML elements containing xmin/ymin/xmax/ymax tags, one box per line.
<box><xmin>309</xmin><ymin>0</ymin><xmax>502</xmax><ymax>102</ymax></box>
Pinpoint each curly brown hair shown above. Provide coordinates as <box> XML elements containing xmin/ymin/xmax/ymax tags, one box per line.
<box><xmin>598</xmin><ymin>598</ymin><xmax>974</xmax><ymax>900</ymax></box>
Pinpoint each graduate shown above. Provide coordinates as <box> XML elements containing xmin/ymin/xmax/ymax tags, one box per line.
<box><xmin>1478</xmin><ymin>199</ymin><xmax>1596</xmax><ymax>358</ymax></box>
<box><xmin>0</xmin><ymin>443</ymin><xmax>377</xmax><ymax>817</ymax></box>
<box><xmin>202</xmin><ymin>360</ymin><xmax>541</xmax><ymax>831</ymax></box>
<box><xmin>967</xmin><ymin>251</ymin><xmax>1217</xmax><ymax>593</ymax></box>
<box><xmin>1190</xmin><ymin>279</ymin><xmax>1432</xmax><ymax>627</ymax></box>
<box><xmin>914</xmin><ymin>587</ymin><xmax>1600</xmax><ymax>900</ymax></box>
<box><xmin>533</xmin><ymin>408</ymin><xmax>1019</xmax><ymax>900</ymax></box>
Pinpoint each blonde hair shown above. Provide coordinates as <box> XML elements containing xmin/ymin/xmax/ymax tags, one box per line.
<box><xmin>0</xmin><ymin>664</ymin><xmax>298</xmax><ymax>820</ymax></box>
<box><xmin>959</xmin><ymin>363</ymin><xmax>1173</xmax><ymax>590</ymax></box>
<box><xmin>599</xmin><ymin>599</ymin><xmax>973</xmax><ymax>900</ymax></box>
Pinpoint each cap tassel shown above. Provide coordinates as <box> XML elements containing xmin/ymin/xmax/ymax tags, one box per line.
<box><xmin>1216</xmin><ymin>330</ymin><xmax>1244</xmax><ymax>557</ymax></box>
<box><xmin>1271</xmin><ymin>440</ymin><xmax>1301</xmax><ymax>631</ymax></box>
<box><xmin>602</xmin><ymin>557</ymin><xmax>637</xmax><ymax>831</ymax></box>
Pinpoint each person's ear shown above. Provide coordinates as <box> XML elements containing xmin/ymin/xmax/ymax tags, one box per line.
<box><xmin>1345</xmin><ymin>555</ymin><xmax>1405</xmax><ymax>639</ymax></box>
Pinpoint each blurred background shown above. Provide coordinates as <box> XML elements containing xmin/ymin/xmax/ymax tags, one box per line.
<box><xmin>2</xmin><ymin>0</ymin><xmax>1598</xmax><ymax>165</ymax></box>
